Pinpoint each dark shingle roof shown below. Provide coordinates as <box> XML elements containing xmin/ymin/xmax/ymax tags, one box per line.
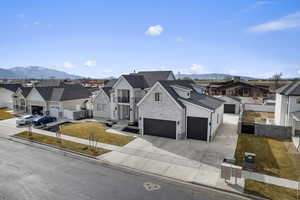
<box><xmin>137</xmin><ymin>71</ymin><xmax>174</xmax><ymax>87</ymax></box>
<box><xmin>122</xmin><ymin>74</ymin><xmax>148</xmax><ymax>89</ymax></box>
<box><xmin>102</xmin><ymin>87</ymin><xmax>113</xmax><ymax>99</ymax></box>
<box><xmin>0</xmin><ymin>84</ymin><xmax>22</xmax><ymax>92</ymax></box>
<box><xmin>35</xmin><ymin>80</ymin><xmax>64</xmax><ymax>87</ymax></box>
<box><xmin>19</xmin><ymin>87</ymin><xmax>32</xmax><ymax>97</ymax></box>
<box><xmin>277</xmin><ymin>81</ymin><xmax>300</xmax><ymax>96</ymax></box>
<box><xmin>158</xmin><ymin>80</ymin><xmax>223</xmax><ymax>110</ymax></box>
<box><xmin>35</xmin><ymin>83</ymin><xmax>91</xmax><ymax>101</ymax></box>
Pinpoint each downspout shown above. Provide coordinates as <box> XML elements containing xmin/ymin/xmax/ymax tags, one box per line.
<box><xmin>209</xmin><ymin>111</ymin><xmax>213</xmax><ymax>142</ymax></box>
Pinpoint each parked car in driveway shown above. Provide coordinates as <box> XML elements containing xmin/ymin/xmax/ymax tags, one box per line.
<box><xmin>16</xmin><ymin>115</ymin><xmax>36</xmax><ymax>126</ymax></box>
<box><xmin>33</xmin><ymin>116</ymin><xmax>56</xmax><ymax>127</ymax></box>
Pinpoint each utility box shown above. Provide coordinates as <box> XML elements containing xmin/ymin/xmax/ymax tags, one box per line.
<box><xmin>221</xmin><ymin>163</ymin><xmax>232</xmax><ymax>181</ymax></box>
<box><xmin>243</xmin><ymin>152</ymin><xmax>256</xmax><ymax>169</ymax></box>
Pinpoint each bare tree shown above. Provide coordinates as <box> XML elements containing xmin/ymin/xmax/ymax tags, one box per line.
<box><xmin>56</xmin><ymin>125</ymin><xmax>63</xmax><ymax>144</ymax></box>
<box><xmin>27</xmin><ymin>123</ymin><xmax>33</xmax><ymax>137</ymax></box>
<box><xmin>271</xmin><ymin>72</ymin><xmax>283</xmax><ymax>89</ymax></box>
<box><xmin>88</xmin><ymin>132</ymin><xmax>98</xmax><ymax>152</ymax></box>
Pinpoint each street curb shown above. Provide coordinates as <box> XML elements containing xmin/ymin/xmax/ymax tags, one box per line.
<box><xmin>5</xmin><ymin>136</ymin><xmax>265</xmax><ymax>200</ymax></box>
<box><xmin>10</xmin><ymin>136</ymin><xmax>100</xmax><ymax>159</ymax></box>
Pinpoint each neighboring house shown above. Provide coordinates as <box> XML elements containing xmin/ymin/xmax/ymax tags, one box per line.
<box><xmin>110</xmin><ymin>71</ymin><xmax>175</xmax><ymax>122</ymax></box>
<box><xmin>215</xmin><ymin>95</ymin><xmax>241</xmax><ymax>114</ymax></box>
<box><xmin>23</xmin><ymin>83</ymin><xmax>91</xmax><ymax>119</ymax></box>
<box><xmin>206</xmin><ymin>77</ymin><xmax>270</xmax><ymax>97</ymax></box>
<box><xmin>275</xmin><ymin>81</ymin><xmax>300</xmax><ymax>136</ymax></box>
<box><xmin>92</xmin><ymin>87</ymin><xmax>112</xmax><ymax>119</ymax></box>
<box><xmin>13</xmin><ymin>87</ymin><xmax>32</xmax><ymax>112</ymax></box>
<box><xmin>0</xmin><ymin>84</ymin><xmax>22</xmax><ymax>108</ymax></box>
<box><xmin>137</xmin><ymin>80</ymin><xmax>224</xmax><ymax>141</ymax></box>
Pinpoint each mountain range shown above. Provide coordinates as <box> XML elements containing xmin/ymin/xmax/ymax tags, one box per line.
<box><xmin>0</xmin><ymin>66</ymin><xmax>82</xmax><ymax>79</ymax></box>
<box><xmin>177</xmin><ymin>73</ymin><xmax>257</xmax><ymax>80</ymax></box>
<box><xmin>0</xmin><ymin>66</ymin><xmax>259</xmax><ymax>80</ymax></box>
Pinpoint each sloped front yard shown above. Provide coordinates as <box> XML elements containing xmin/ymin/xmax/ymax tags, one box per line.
<box><xmin>58</xmin><ymin>122</ymin><xmax>135</xmax><ymax>146</ymax></box>
<box><xmin>15</xmin><ymin>131</ymin><xmax>111</xmax><ymax>156</ymax></box>
<box><xmin>0</xmin><ymin>108</ymin><xmax>15</xmax><ymax>120</ymax></box>
<box><xmin>245</xmin><ymin>180</ymin><xmax>299</xmax><ymax>200</ymax></box>
<box><xmin>235</xmin><ymin>134</ymin><xmax>300</xmax><ymax>181</ymax></box>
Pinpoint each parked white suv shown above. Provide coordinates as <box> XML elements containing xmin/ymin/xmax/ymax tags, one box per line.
<box><xmin>16</xmin><ymin>115</ymin><xmax>36</xmax><ymax>126</ymax></box>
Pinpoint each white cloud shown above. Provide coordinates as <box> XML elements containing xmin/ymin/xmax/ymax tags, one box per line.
<box><xmin>297</xmin><ymin>70</ymin><xmax>300</xmax><ymax>74</ymax></box>
<box><xmin>248</xmin><ymin>11</ymin><xmax>300</xmax><ymax>33</ymax></box>
<box><xmin>63</xmin><ymin>61</ymin><xmax>75</xmax><ymax>69</ymax></box>
<box><xmin>33</xmin><ymin>21</ymin><xmax>40</xmax><ymax>25</ymax></box>
<box><xmin>176</xmin><ymin>36</ymin><xmax>184</xmax><ymax>42</ymax></box>
<box><xmin>145</xmin><ymin>25</ymin><xmax>163</xmax><ymax>36</ymax></box>
<box><xmin>241</xmin><ymin>1</ymin><xmax>273</xmax><ymax>13</ymax></box>
<box><xmin>84</xmin><ymin>60</ymin><xmax>97</xmax><ymax>67</ymax></box>
<box><xmin>180</xmin><ymin>64</ymin><xmax>207</xmax><ymax>74</ymax></box>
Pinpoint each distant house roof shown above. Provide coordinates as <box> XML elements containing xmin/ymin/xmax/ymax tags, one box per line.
<box><xmin>277</xmin><ymin>81</ymin><xmax>300</xmax><ymax>96</ymax></box>
<box><xmin>105</xmin><ymin>79</ymin><xmax>117</xmax><ymax>87</ymax></box>
<box><xmin>122</xmin><ymin>74</ymin><xmax>149</xmax><ymax>89</ymax></box>
<box><xmin>137</xmin><ymin>71</ymin><xmax>174</xmax><ymax>87</ymax></box>
<box><xmin>158</xmin><ymin>80</ymin><xmax>224</xmax><ymax>110</ymax></box>
<box><xmin>35</xmin><ymin>83</ymin><xmax>91</xmax><ymax>101</ymax></box>
<box><xmin>34</xmin><ymin>79</ymin><xmax>64</xmax><ymax>87</ymax></box>
<box><xmin>0</xmin><ymin>84</ymin><xmax>22</xmax><ymax>92</ymax></box>
<box><xmin>208</xmin><ymin>80</ymin><xmax>269</xmax><ymax>91</ymax></box>
<box><xmin>215</xmin><ymin>95</ymin><xmax>241</xmax><ymax>102</ymax></box>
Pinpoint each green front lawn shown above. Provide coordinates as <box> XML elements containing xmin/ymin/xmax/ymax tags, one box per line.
<box><xmin>0</xmin><ymin>108</ymin><xmax>15</xmax><ymax>120</ymax></box>
<box><xmin>245</xmin><ymin>180</ymin><xmax>299</xmax><ymax>200</ymax></box>
<box><xmin>58</xmin><ymin>122</ymin><xmax>135</xmax><ymax>146</ymax></box>
<box><xmin>235</xmin><ymin>134</ymin><xmax>300</xmax><ymax>181</ymax></box>
<box><xmin>15</xmin><ymin>131</ymin><xmax>111</xmax><ymax>156</ymax></box>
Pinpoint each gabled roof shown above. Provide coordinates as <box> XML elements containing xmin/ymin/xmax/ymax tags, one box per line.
<box><xmin>34</xmin><ymin>83</ymin><xmax>91</xmax><ymax>101</ymax></box>
<box><xmin>102</xmin><ymin>87</ymin><xmax>113</xmax><ymax>99</ymax></box>
<box><xmin>19</xmin><ymin>87</ymin><xmax>32</xmax><ymax>97</ymax></box>
<box><xmin>122</xmin><ymin>74</ymin><xmax>148</xmax><ymax>89</ymax></box>
<box><xmin>0</xmin><ymin>84</ymin><xmax>22</xmax><ymax>92</ymax></box>
<box><xmin>276</xmin><ymin>81</ymin><xmax>300</xmax><ymax>96</ymax></box>
<box><xmin>137</xmin><ymin>71</ymin><xmax>174</xmax><ymax>87</ymax></box>
<box><xmin>158</xmin><ymin>80</ymin><xmax>224</xmax><ymax>110</ymax></box>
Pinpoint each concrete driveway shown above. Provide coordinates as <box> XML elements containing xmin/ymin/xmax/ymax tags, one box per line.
<box><xmin>100</xmin><ymin>114</ymin><xmax>242</xmax><ymax>191</ymax></box>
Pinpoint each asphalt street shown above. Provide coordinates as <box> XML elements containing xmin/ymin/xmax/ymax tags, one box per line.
<box><xmin>0</xmin><ymin>137</ymin><xmax>249</xmax><ymax>200</ymax></box>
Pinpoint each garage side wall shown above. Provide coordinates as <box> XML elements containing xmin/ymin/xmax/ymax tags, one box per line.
<box><xmin>211</xmin><ymin>105</ymin><xmax>223</xmax><ymax>139</ymax></box>
<box><xmin>216</xmin><ymin>96</ymin><xmax>240</xmax><ymax>114</ymax></box>
<box><xmin>138</xmin><ymin>84</ymin><xmax>185</xmax><ymax>139</ymax></box>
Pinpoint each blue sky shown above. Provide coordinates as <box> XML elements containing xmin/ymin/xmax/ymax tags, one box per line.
<box><xmin>0</xmin><ymin>0</ymin><xmax>300</xmax><ymax>78</ymax></box>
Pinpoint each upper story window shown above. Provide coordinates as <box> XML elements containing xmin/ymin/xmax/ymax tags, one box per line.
<box><xmin>155</xmin><ymin>92</ymin><xmax>162</xmax><ymax>101</ymax></box>
<box><xmin>297</xmin><ymin>97</ymin><xmax>300</xmax><ymax>104</ymax></box>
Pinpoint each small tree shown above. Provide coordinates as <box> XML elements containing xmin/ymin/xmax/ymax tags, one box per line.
<box><xmin>56</xmin><ymin>125</ymin><xmax>63</xmax><ymax>144</ymax></box>
<box><xmin>271</xmin><ymin>72</ymin><xmax>283</xmax><ymax>89</ymax></box>
<box><xmin>88</xmin><ymin>132</ymin><xmax>98</xmax><ymax>153</ymax></box>
<box><xmin>27</xmin><ymin>123</ymin><xmax>33</xmax><ymax>138</ymax></box>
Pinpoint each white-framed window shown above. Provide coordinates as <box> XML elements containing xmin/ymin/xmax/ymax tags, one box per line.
<box><xmin>97</xmin><ymin>104</ymin><xmax>106</xmax><ymax>111</ymax></box>
<box><xmin>296</xmin><ymin>97</ymin><xmax>300</xmax><ymax>104</ymax></box>
<box><xmin>217</xmin><ymin>114</ymin><xmax>219</xmax><ymax>124</ymax></box>
<box><xmin>154</xmin><ymin>92</ymin><xmax>162</xmax><ymax>101</ymax></box>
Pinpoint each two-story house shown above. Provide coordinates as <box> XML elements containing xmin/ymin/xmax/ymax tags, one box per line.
<box><xmin>109</xmin><ymin>71</ymin><xmax>175</xmax><ymax>122</ymax></box>
<box><xmin>137</xmin><ymin>80</ymin><xmax>224</xmax><ymax>141</ymax></box>
<box><xmin>275</xmin><ymin>80</ymin><xmax>300</xmax><ymax>136</ymax></box>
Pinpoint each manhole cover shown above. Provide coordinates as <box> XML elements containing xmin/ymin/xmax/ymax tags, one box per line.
<box><xmin>143</xmin><ymin>182</ymin><xmax>161</xmax><ymax>191</ymax></box>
